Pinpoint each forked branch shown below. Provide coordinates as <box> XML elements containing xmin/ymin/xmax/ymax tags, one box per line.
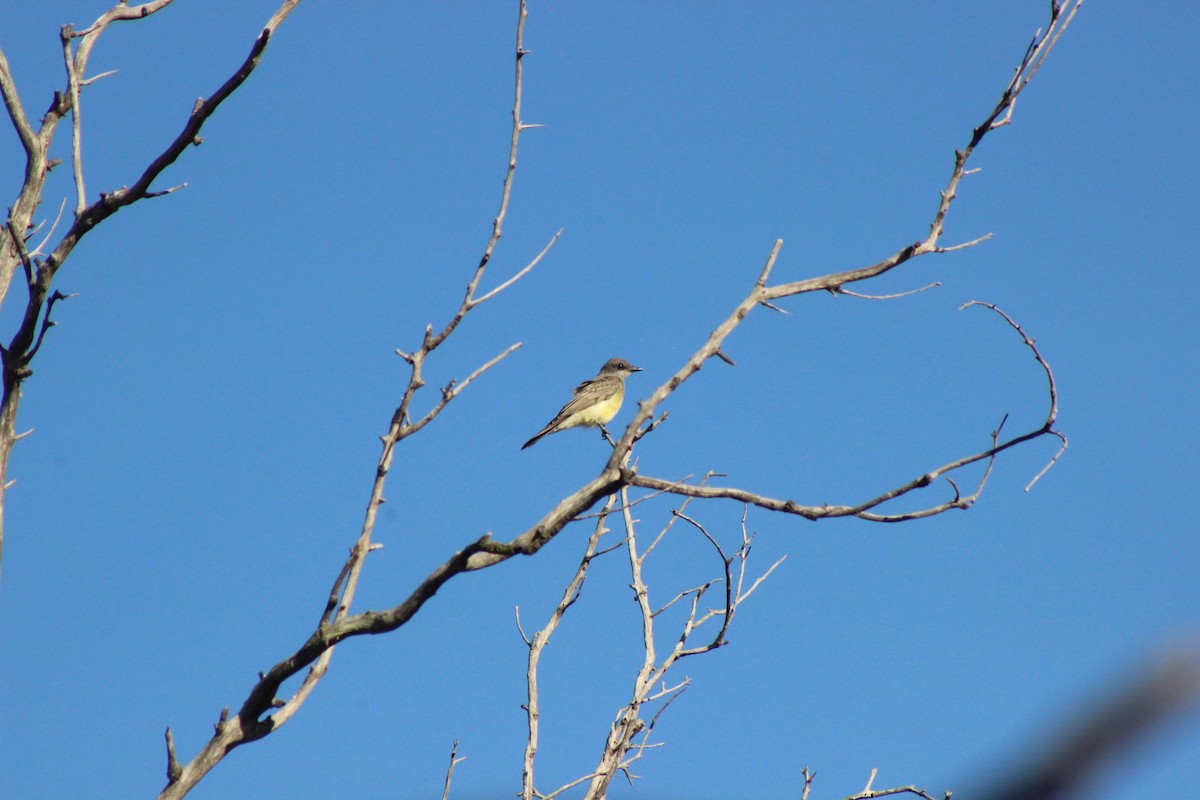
<box><xmin>577</xmin><ymin>490</ymin><xmax>779</xmax><ymax>799</ymax></box>
<box><xmin>158</xmin><ymin>2</ymin><xmax>552</xmax><ymax>797</ymax></box>
<box><xmin>0</xmin><ymin>0</ymin><xmax>304</xmax><ymax>566</ymax></box>
<box><xmin>627</xmin><ymin>301</ymin><xmax>1064</xmax><ymax>520</ymax></box>
<box><xmin>520</xmin><ymin>498</ymin><xmax>617</xmax><ymax>800</ymax></box>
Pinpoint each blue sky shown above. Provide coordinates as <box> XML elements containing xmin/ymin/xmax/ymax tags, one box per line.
<box><xmin>1</xmin><ymin>2</ymin><xmax>1197</xmax><ymax>799</ymax></box>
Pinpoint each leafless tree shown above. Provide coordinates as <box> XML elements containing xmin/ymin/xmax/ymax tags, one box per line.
<box><xmin>9</xmin><ymin>2</ymin><xmax>1188</xmax><ymax>799</ymax></box>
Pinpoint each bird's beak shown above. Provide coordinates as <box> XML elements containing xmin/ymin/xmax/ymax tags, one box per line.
<box><xmin>631</xmin><ymin>365</ymin><xmax>643</xmax><ymax>372</ymax></box>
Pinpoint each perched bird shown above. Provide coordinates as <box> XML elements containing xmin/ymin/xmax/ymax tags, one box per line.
<box><xmin>521</xmin><ymin>357</ymin><xmax>643</xmax><ymax>450</ymax></box>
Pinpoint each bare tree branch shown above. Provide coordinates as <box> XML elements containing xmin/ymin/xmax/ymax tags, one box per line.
<box><xmin>472</xmin><ymin>228</ymin><xmax>562</xmax><ymax>306</ymax></box>
<box><xmin>844</xmin><ymin>779</ymin><xmax>946</xmax><ymax>800</ymax></box>
<box><xmin>835</xmin><ymin>281</ymin><xmax>942</xmax><ymax>301</ymax></box>
<box><xmin>0</xmin><ymin>1</ymin><xmax>182</xmax><ymax>305</ymax></box>
<box><xmin>0</xmin><ymin>48</ymin><xmax>38</xmax><ymax>158</ymax></box>
<box><xmin>406</xmin><ymin>343</ymin><xmax>523</xmax><ymax>437</ymax></box>
<box><xmin>627</xmin><ymin>301</ymin><xmax>1064</xmax><ymax>522</ymax></box>
<box><xmin>24</xmin><ymin>289</ymin><xmax>73</xmax><ymax>364</ymax></box>
<box><xmin>612</xmin><ymin>5</ymin><xmax>1084</xmax><ymax>469</ymax></box>
<box><xmin>801</xmin><ymin>767</ymin><xmax>816</xmax><ymax>800</ymax></box>
<box><xmin>576</xmin><ymin>489</ymin><xmax>778</xmax><ymax>798</ymax></box>
<box><xmin>3</xmin><ymin>218</ymin><xmax>33</xmax><ymax>288</ymax></box>
<box><xmin>60</xmin><ymin>26</ymin><xmax>86</xmax><ymax>216</ymax></box>
<box><xmin>0</xmin><ymin>0</ymin><xmax>304</xmax><ymax>567</ymax></box>
<box><xmin>25</xmin><ymin>198</ymin><xmax>67</xmax><ymax>261</ymax></box>
<box><xmin>521</xmin><ymin>498</ymin><xmax>616</xmax><ymax>800</ymax></box>
<box><xmin>157</xmin><ymin>2</ymin><xmax>554</xmax><ymax>796</ymax></box>
<box><xmin>936</xmin><ymin>232</ymin><xmax>994</xmax><ymax>253</ymax></box>
<box><xmin>43</xmin><ymin>3</ymin><xmax>301</xmax><ymax>279</ymax></box>
<box><xmin>793</xmin><ymin>766</ymin><xmax>950</xmax><ymax>800</ymax></box>
<box><xmin>440</xmin><ymin>740</ymin><xmax>466</xmax><ymax>800</ymax></box>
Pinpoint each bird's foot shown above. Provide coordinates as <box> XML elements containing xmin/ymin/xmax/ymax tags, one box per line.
<box><xmin>599</xmin><ymin>425</ymin><xmax>617</xmax><ymax>448</ymax></box>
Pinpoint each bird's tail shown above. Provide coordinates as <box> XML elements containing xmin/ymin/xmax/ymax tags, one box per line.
<box><xmin>522</xmin><ymin>420</ymin><xmax>561</xmax><ymax>450</ymax></box>
<box><xmin>521</xmin><ymin>429</ymin><xmax>548</xmax><ymax>450</ymax></box>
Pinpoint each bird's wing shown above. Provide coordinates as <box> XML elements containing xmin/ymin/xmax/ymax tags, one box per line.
<box><xmin>522</xmin><ymin>376</ymin><xmax>619</xmax><ymax>449</ymax></box>
<box><xmin>572</xmin><ymin>376</ymin><xmax>599</xmax><ymax>395</ymax></box>
<box><xmin>546</xmin><ymin>377</ymin><xmax>603</xmax><ymax>423</ymax></box>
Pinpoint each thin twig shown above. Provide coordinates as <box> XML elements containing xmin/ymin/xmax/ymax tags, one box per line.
<box><xmin>440</xmin><ymin>740</ymin><xmax>466</xmax><ymax>800</ymax></box>
<box><xmin>626</xmin><ymin>301</ymin><xmax>1063</xmax><ymax>521</ymax></box>
<box><xmin>61</xmin><ymin>26</ymin><xmax>87</xmax><ymax>216</ymax></box>
<box><xmin>836</xmin><ymin>281</ymin><xmax>941</xmax><ymax>301</ymax></box>
<box><xmin>25</xmin><ymin>290</ymin><xmax>74</xmax><ymax>364</ymax></box>
<box><xmin>470</xmin><ymin>228</ymin><xmax>561</xmax><ymax>306</ymax></box>
<box><xmin>80</xmin><ymin>68</ymin><xmax>118</xmax><ymax>86</ymax></box>
<box><xmin>27</xmin><ymin>198</ymin><xmax>67</xmax><ymax>259</ymax></box>
<box><xmin>404</xmin><ymin>343</ymin><xmax>522</xmax><ymax>437</ymax></box>
<box><xmin>801</xmin><ymin>767</ymin><xmax>816</xmax><ymax>800</ymax></box>
<box><xmin>164</xmin><ymin>728</ymin><xmax>181</xmax><ymax>783</ymax></box>
<box><xmin>935</xmin><ymin>233</ymin><xmax>993</xmax><ymax>253</ymax></box>
<box><xmin>525</xmin><ymin>497</ymin><xmax>616</xmax><ymax>800</ymax></box>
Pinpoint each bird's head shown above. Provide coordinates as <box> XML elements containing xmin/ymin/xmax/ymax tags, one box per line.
<box><xmin>601</xmin><ymin>357</ymin><xmax>642</xmax><ymax>376</ymax></box>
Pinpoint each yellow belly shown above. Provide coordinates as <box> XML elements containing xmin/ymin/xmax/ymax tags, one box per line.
<box><xmin>564</xmin><ymin>385</ymin><xmax>624</xmax><ymax>428</ymax></box>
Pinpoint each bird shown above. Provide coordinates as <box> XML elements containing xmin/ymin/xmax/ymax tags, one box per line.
<box><xmin>521</xmin><ymin>357</ymin><xmax>643</xmax><ymax>450</ymax></box>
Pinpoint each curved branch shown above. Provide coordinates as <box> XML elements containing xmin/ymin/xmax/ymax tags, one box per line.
<box><xmin>160</xmin><ymin>2</ymin><xmax>554</xmax><ymax>795</ymax></box>
<box><xmin>606</xmin><ymin>2</ymin><xmax>1083</xmax><ymax>467</ymax></box>
<box><xmin>627</xmin><ymin>303</ymin><xmax>1065</xmax><ymax>522</ymax></box>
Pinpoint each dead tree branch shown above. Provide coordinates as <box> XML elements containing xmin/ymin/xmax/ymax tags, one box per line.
<box><xmin>838</xmin><ymin>768</ymin><xmax>949</xmax><ymax>800</ymax></box>
<box><xmin>579</xmin><ymin>491</ymin><xmax>780</xmax><ymax>799</ymax></box>
<box><xmin>454</xmin><ymin>3</ymin><xmax>1082</xmax><ymax>579</ymax></box>
<box><xmin>157</xmin><ymin>2</ymin><xmax>553</xmax><ymax>797</ymax></box>
<box><xmin>521</xmin><ymin>498</ymin><xmax>617</xmax><ymax>800</ymax></box>
<box><xmin>0</xmin><ymin>0</ymin><xmax>302</xmax><ymax>565</ymax></box>
<box><xmin>440</xmin><ymin>740</ymin><xmax>466</xmax><ymax>800</ymax></box>
<box><xmin>513</xmin><ymin>475</ymin><xmax>778</xmax><ymax>799</ymax></box>
<box><xmin>627</xmin><ymin>301</ymin><xmax>1065</xmax><ymax>521</ymax></box>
